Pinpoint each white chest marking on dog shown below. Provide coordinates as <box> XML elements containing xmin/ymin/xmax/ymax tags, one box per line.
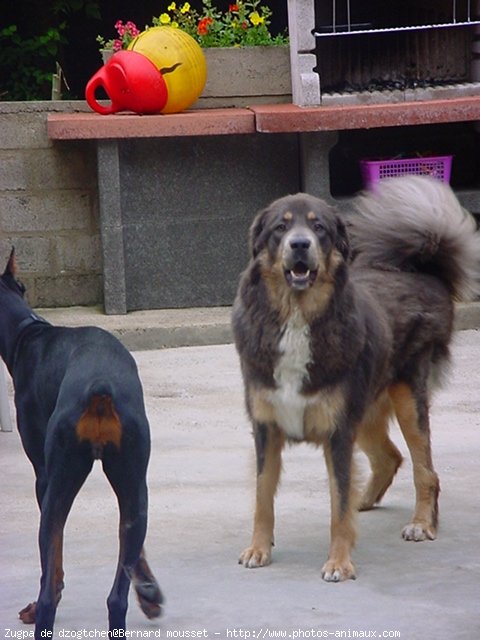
<box><xmin>270</xmin><ymin>309</ymin><xmax>312</xmax><ymax>440</ymax></box>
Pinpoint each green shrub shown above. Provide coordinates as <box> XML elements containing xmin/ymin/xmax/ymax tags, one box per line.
<box><xmin>0</xmin><ymin>24</ymin><xmax>66</xmax><ymax>100</ymax></box>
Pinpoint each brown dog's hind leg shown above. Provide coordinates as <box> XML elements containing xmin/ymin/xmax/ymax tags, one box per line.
<box><xmin>389</xmin><ymin>383</ymin><xmax>440</xmax><ymax>541</ymax></box>
<box><xmin>239</xmin><ymin>423</ymin><xmax>284</xmax><ymax>568</ymax></box>
<box><xmin>356</xmin><ymin>394</ymin><xmax>403</xmax><ymax>511</ymax></box>
<box><xmin>321</xmin><ymin>431</ymin><xmax>357</xmax><ymax>582</ymax></box>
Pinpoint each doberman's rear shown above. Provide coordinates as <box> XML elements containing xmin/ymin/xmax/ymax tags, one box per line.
<box><xmin>0</xmin><ymin>249</ymin><xmax>163</xmax><ymax>637</ymax></box>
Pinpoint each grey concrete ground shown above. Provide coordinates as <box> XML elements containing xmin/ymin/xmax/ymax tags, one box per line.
<box><xmin>0</xmin><ymin>321</ymin><xmax>479</xmax><ymax>640</ymax></box>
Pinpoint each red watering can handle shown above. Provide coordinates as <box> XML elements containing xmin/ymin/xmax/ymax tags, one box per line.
<box><xmin>85</xmin><ymin>72</ymin><xmax>117</xmax><ymax>116</ymax></box>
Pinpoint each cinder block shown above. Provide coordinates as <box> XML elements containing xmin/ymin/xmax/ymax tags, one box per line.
<box><xmin>7</xmin><ymin>237</ymin><xmax>51</xmax><ymax>273</ymax></box>
<box><xmin>24</xmin><ymin>144</ymin><xmax>97</xmax><ymax>191</ymax></box>
<box><xmin>28</xmin><ymin>273</ymin><xmax>103</xmax><ymax>308</ymax></box>
<box><xmin>0</xmin><ymin>113</ymin><xmax>50</xmax><ymax>150</ymax></box>
<box><xmin>0</xmin><ymin>192</ymin><xmax>94</xmax><ymax>233</ymax></box>
<box><xmin>0</xmin><ymin>101</ymin><xmax>92</xmax><ymax>150</ymax></box>
<box><xmin>0</xmin><ymin>152</ymin><xmax>27</xmax><ymax>190</ymax></box>
<box><xmin>55</xmin><ymin>233</ymin><xmax>102</xmax><ymax>272</ymax></box>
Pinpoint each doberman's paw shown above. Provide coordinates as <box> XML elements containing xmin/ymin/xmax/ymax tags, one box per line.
<box><xmin>135</xmin><ymin>580</ymin><xmax>163</xmax><ymax>620</ymax></box>
<box><xmin>402</xmin><ymin>522</ymin><xmax>436</xmax><ymax>541</ymax></box>
<box><xmin>18</xmin><ymin>602</ymin><xmax>36</xmax><ymax>624</ymax></box>
<box><xmin>321</xmin><ymin>559</ymin><xmax>356</xmax><ymax>582</ymax></box>
<box><xmin>239</xmin><ymin>545</ymin><xmax>272</xmax><ymax>568</ymax></box>
<box><xmin>132</xmin><ymin>553</ymin><xmax>163</xmax><ymax>620</ymax></box>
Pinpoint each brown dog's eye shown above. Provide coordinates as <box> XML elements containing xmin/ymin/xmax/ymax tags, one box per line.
<box><xmin>313</xmin><ymin>222</ymin><xmax>326</xmax><ymax>234</ymax></box>
<box><xmin>275</xmin><ymin>223</ymin><xmax>287</xmax><ymax>233</ymax></box>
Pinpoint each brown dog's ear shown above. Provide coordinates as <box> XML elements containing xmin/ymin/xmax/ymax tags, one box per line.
<box><xmin>249</xmin><ymin>208</ymin><xmax>269</xmax><ymax>258</ymax></box>
<box><xmin>4</xmin><ymin>247</ymin><xmax>16</xmax><ymax>277</ymax></box>
<box><xmin>335</xmin><ymin>218</ymin><xmax>350</xmax><ymax>261</ymax></box>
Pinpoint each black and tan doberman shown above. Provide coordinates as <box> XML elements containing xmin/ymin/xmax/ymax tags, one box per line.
<box><xmin>0</xmin><ymin>249</ymin><xmax>163</xmax><ymax>637</ymax></box>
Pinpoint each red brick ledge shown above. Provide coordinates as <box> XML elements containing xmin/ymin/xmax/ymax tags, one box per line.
<box><xmin>47</xmin><ymin>108</ymin><xmax>255</xmax><ymax>139</ymax></box>
<box><xmin>47</xmin><ymin>96</ymin><xmax>480</xmax><ymax>140</ymax></box>
<box><xmin>251</xmin><ymin>96</ymin><xmax>480</xmax><ymax>133</ymax></box>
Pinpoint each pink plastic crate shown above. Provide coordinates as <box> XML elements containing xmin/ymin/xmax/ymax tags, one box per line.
<box><xmin>360</xmin><ymin>155</ymin><xmax>453</xmax><ymax>189</ymax></box>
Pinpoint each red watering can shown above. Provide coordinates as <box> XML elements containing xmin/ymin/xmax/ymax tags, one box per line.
<box><xmin>85</xmin><ymin>50</ymin><xmax>168</xmax><ymax>115</ymax></box>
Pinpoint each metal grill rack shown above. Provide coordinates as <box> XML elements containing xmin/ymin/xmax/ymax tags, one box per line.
<box><xmin>287</xmin><ymin>0</ymin><xmax>480</xmax><ymax>106</ymax></box>
<box><xmin>314</xmin><ymin>0</ymin><xmax>480</xmax><ymax>37</ymax></box>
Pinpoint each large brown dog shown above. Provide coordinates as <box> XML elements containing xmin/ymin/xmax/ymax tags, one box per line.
<box><xmin>232</xmin><ymin>176</ymin><xmax>480</xmax><ymax>581</ymax></box>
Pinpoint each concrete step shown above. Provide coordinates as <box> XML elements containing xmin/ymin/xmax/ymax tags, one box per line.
<box><xmin>37</xmin><ymin>302</ymin><xmax>480</xmax><ymax>351</ymax></box>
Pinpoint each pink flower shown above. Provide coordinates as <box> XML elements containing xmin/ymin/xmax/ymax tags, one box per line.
<box><xmin>126</xmin><ymin>21</ymin><xmax>140</xmax><ymax>36</ymax></box>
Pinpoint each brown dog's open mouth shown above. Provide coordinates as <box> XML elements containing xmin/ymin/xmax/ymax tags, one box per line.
<box><xmin>284</xmin><ymin>261</ymin><xmax>318</xmax><ymax>290</ymax></box>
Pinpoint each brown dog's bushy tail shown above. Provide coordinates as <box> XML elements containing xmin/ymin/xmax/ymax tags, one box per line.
<box><xmin>349</xmin><ymin>175</ymin><xmax>480</xmax><ymax>301</ymax></box>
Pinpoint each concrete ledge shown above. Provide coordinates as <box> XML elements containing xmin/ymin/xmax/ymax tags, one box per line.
<box><xmin>47</xmin><ymin>108</ymin><xmax>256</xmax><ymax>139</ymax></box>
<box><xmin>48</xmin><ymin>96</ymin><xmax>480</xmax><ymax>141</ymax></box>
<box><xmin>38</xmin><ymin>306</ymin><xmax>233</xmax><ymax>351</ymax></box>
<box><xmin>36</xmin><ymin>302</ymin><xmax>480</xmax><ymax>352</ymax></box>
<box><xmin>251</xmin><ymin>96</ymin><xmax>480</xmax><ymax>133</ymax></box>
<box><xmin>454</xmin><ymin>301</ymin><xmax>480</xmax><ymax>331</ymax></box>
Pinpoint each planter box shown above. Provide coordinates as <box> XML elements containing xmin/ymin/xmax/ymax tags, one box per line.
<box><xmin>100</xmin><ymin>49</ymin><xmax>113</xmax><ymax>64</ymax></box>
<box><xmin>196</xmin><ymin>45</ymin><xmax>292</xmax><ymax>108</ymax></box>
<box><xmin>101</xmin><ymin>45</ymin><xmax>292</xmax><ymax>109</ymax></box>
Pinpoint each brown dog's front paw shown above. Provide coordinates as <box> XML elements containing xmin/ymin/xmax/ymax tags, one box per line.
<box><xmin>402</xmin><ymin>522</ymin><xmax>436</xmax><ymax>541</ymax></box>
<box><xmin>238</xmin><ymin>545</ymin><xmax>272</xmax><ymax>568</ymax></box>
<box><xmin>18</xmin><ymin>601</ymin><xmax>36</xmax><ymax>624</ymax></box>
<box><xmin>321</xmin><ymin>559</ymin><xmax>356</xmax><ymax>582</ymax></box>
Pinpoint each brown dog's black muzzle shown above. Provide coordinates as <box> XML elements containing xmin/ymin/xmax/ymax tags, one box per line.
<box><xmin>283</xmin><ymin>231</ymin><xmax>319</xmax><ymax>290</ymax></box>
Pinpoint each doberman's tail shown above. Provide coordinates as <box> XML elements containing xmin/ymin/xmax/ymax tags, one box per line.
<box><xmin>76</xmin><ymin>381</ymin><xmax>122</xmax><ymax>458</ymax></box>
<box><xmin>349</xmin><ymin>175</ymin><xmax>480</xmax><ymax>302</ymax></box>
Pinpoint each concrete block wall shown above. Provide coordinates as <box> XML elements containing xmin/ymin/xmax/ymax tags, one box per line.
<box><xmin>0</xmin><ymin>101</ymin><xmax>103</xmax><ymax>307</ymax></box>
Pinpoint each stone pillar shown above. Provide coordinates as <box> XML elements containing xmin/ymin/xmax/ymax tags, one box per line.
<box><xmin>299</xmin><ymin>131</ymin><xmax>339</xmax><ymax>202</ymax></box>
<box><xmin>97</xmin><ymin>141</ymin><xmax>127</xmax><ymax>314</ymax></box>
<box><xmin>287</xmin><ymin>0</ymin><xmax>321</xmax><ymax>106</ymax></box>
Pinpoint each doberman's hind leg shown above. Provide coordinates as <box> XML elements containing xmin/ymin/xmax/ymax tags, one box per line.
<box><xmin>356</xmin><ymin>393</ymin><xmax>403</xmax><ymax>511</ymax></box>
<box><xmin>131</xmin><ymin>548</ymin><xmax>163</xmax><ymax>619</ymax></box>
<box><xmin>389</xmin><ymin>383</ymin><xmax>440</xmax><ymax>541</ymax></box>
<box><xmin>18</xmin><ymin>453</ymin><xmax>67</xmax><ymax>626</ymax></box>
<box><xmin>32</xmin><ymin>451</ymin><xmax>93</xmax><ymax>638</ymax></box>
<box><xmin>102</xmin><ymin>453</ymin><xmax>162</xmax><ymax>632</ymax></box>
<box><xmin>16</xmin><ymin>416</ymin><xmax>54</xmax><ymax>624</ymax></box>
<box><xmin>239</xmin><ymin>423</ymin><xmax>285</xmax><ymax>568</ymax></box>
<box><xmin>18</xmin><ymin>530</ymin><xmax>65</xmax><ymax>625</ymax></box>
